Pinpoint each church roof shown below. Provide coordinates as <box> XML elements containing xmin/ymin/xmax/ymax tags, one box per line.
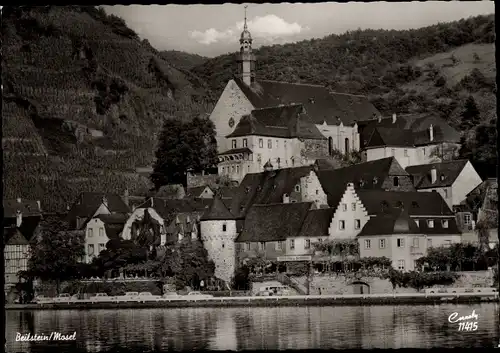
<box><xmin>235</xmin><ymin>202</ymin><xmax>312</xmax><ymax>242</ymax></box>
<box><xmin>201</xmin><ymin>196</ymin><xmax>235</xmax><ymax>221</ymax></box>
<box><xmin>227</xmin><ymin>104</ymin><xmax>325</xmax><ymax>139</ymax></box>
<box><xmin>233</xmin><ymin>77</ymin><xmax>380</xmax><ymax>126</ymax></box>
<box><xmin>406</xmin><ymin>159</ymin><xmax>469</xmax><ymax>189</ymax></box>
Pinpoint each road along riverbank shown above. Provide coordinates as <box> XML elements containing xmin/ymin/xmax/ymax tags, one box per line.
<box><xmin>5</xmin><ymin>292</ymin><xmax>499</xmax><ymax>310</ymax></box>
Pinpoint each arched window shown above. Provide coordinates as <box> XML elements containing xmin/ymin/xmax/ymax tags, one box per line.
<box><xmin>328</xmin><ymin>137</ymin><xmax>333</xmax><ymax>156</ymax></box>
<box><xmin>393</xmin><ymin>177</ymin><xmax>399</xmax><ymax>187</ymax></box>
<box><xmin>345</xmin><ymin>138</ymin><xmax>350</xmax><ymax>154</ymax></box>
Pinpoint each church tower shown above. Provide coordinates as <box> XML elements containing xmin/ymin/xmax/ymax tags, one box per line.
<box><xmin>237</xmin><ymin>5</ymin><xmax>256</xmax><ymax>86</ymax></box>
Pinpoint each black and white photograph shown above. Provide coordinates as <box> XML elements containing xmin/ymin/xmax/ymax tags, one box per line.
<box><xmin>2</xmin><ymin>2</ymin><xmax>498</xmax><ymax>352</ymax></box>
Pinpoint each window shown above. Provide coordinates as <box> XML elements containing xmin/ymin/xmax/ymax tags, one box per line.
<box><xmin>99</xmin><ymin>243</ymin><xmax>106</xmax><ymax>253</ymax></box>
<box><xmin>404</xmin><ymin>149</ymin><xmax>408</xmax><ymax>157</ymax></box>
<box><xmin>342</xmin><ymin>203</ymin><xmax>347</xmax><ymax>211</ymax></box>
<box><xmin>259</xmin><ymin>242</ymin><xmax>266</xmax><ymax>251</ymax></box>
<box><xmin>422</xmin><ymin>148</ymin><xmax>426</xmax><ymax>156</ymax></box>
<box><xmin>222</xmin><ymin>223</ymin><xmax>227</xmax><ymax>232</ymax></box>
<box><xmin>88</xmin><ymin>229</ymin><xmax>93</xmax><ymax>237</ymax></box>
<box><xmin>243</xmin><ymin>138</ymin><xmax>248</xmax><ymax>148</ymax></box>
<box><xmin>305</xmin><ymin>239</ymin><xmax>311</xmax><ymax>249</ymax></box>
<box><xmin>391</xmin><ymin>148</ymin><xmax>395</xmax><ymax>156</ymax></box>
<box><xmin>464</xmin><ymin>214</ymin><xmax>471</xmax><ymax>225</ymax></box>
<box><xmin>328</xmin><ymin>137</ymin><xmax>333</xmax><ymax>155</ymax></box>
<box><xmin>354</xmin><ymin>219</ymin><xmax>361</xmax><ymax>230</ymax></box>
<box><xmin>345</xmin><ymin>138</ymin><xmax>350</xmax><ymax>154</ymax></box>
<box><xmin>397</xmin><ymin>238</ymin><xmax>405</xmax><ymax>248</ymax></box>
<box><xmin>236</xmin><ymin>165</ymin><xmax>240</xmax><ymax>173</ymax></box>
<box><xmin>99</xmin><ymin>228</ymin><xmax>104</xmax><ymax>237</ymax></box>
<box><xmin>412</xmin><ymin>237</ymin><xmax>419</xmax><ymax>248</ymax></box>
<box><xmin>442</xmin><ymin>220</ymin><xmax>449</xmax><ymax>228</ymax></box>
<box><xmin>268</xmin><ymin>139</ymin><xmax>272</xmax><ymax>149</ymax></box>
<box><xmin>222</xmin><ymin>243</ymin><xmax>225</xmax><ymax>248</ymax></box>
<box><xmin>443</xmin><ymin>189</ymin><xmax>448</xmax><ymax>198</ymax></box>
<box><xmin>232</xmin><ymin>140</ymin><xmax>237</xmax><ymax>149</ymax></box>
<box><xmin>339</xmin><ymin>220</ymin><xmax>345</xmax><ymax>230</ymax></box>
<box><xmin>413</xmin><ymin>260</ymin><xmax>419</xmax><ymax>270</ymax></box>
<box><xmin>290</xmin><ymin>239</ymin><xmax>295</xmax><ymax>250</ymax></box>
<box><xmin>427</xmin><ymin>239</ymin><xmax>433</xmax><ymax>248</ymax></box>
<box><xmin>291</xmin><ymin>157</ymin><xmax>295</xmax><ymax>166</ymax></box>
<box><xmin>315</xmin><ymin>189</ymin><xmax>319</xmax><ymax>195</ymax></box>
<box><xmin>415</xmin><ymin>220</ymin><xmax>420</xmax><ymax>227</ymax></box>
<box><xmin>398</xmin><ymin>260</ymin><xmax>405</xmax><ymax>271</ymax></box>
<box><xmin>427</xmin><ymin>220</ymin><xmax>434</xmax><ymax>228</ymax></box>
<box><xmin>222</xmin><ymin>167</ymin><xmax>225</xmax><ymax>173</ymax></box>
<box><xmin>232</xmin><ymin>166</ymin><xmax>235</xmax><ymax>173</ymax></box>
<box><xmin>393</xmin><ymin>177</ymin><xmax>399</xmax><ymax>187</ymax></box>
<box><xmin>276</xmin><ymin>140</ymin><xmax>279</xmax><ymax>148</ymax></box>
<box><xmin>364</xmin><ymin>239</ymin><xmax>371</xmax><ymax>249</ymax></box>
<box><xmin>352</xmin><ymin>203</ymin><xmax>356</xmax><ymax>211</ymax></box>
<box><xmin>246</xmin><ymin>242</ymin><xmax>251</xmax><ymax>251</ymax></box>
<box><xmin>379</xmin><ymin>239</ymin><xmax>386</xmax><ymax>249</ymax></box>
<box><xmin>88</xmin><ymin>244</ymin><xmax>94</xmax><ymax>256</ymax></box>
<box><xmin>277</xmin><ymin>241</ymin><xmax>284</xmax><ymax>250</ymax></box>
<box><xmin>318</xmin><ymin>238</ymin><xmax>323</xmax><ymax>243</ymax></box>
<box><xmin>295</xmin><ymin>184</ymin><xmax>300</xmax><ymax>192</ymax></box>
<box><xmin>259</xmin><ymin>139</ymin><xmax>263</xmax><ymax>148</ymax></box>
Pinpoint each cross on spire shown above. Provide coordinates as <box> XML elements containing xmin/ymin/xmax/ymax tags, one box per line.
<box><xmin>244</xmin><ymin>5</ymin><xmax>248</xmax><ymax>31</ymax></box>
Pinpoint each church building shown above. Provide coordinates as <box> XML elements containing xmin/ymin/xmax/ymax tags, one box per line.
<box><xmin>209</xmin><ymin>9</ymin><xmax>381</xmax><ymax>182</ymax></box>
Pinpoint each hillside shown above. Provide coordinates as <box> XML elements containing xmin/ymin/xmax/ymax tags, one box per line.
<box><xmin>192</xmin><ymin>14</ymin><xmax>496</xmax><ymax>176</ymax></box>
<box><xmin>160</xmin><ymin>50</ymin><xmax>208</xmax><ymax>70</ymax></box>
<box><xmin>2</xmin><ymin>6</ymin><xmax>214</xmax><ymax>212</ymax></box>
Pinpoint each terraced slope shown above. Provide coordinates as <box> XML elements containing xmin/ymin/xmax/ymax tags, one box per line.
<box><xmin>2</xmin><ymin>6</ymin><xmax>213</xmax><ymax>212</ymax></box>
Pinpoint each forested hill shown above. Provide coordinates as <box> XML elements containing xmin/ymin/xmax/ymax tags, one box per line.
<box><xmin>192</xmin><ymin>14</ymin><xmax>496</xmax><ymax>177</ymax></box>
<box><xmin>2</xmin><ymin>6</ymin><xmax>215</xmax><ymax>212</ymax></box>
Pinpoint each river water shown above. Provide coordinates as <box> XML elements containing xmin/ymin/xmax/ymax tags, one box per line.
<box><xmin>6</xmin><ymin>304</ymin><xmax>499</xmax><ymax>352</ymax></box>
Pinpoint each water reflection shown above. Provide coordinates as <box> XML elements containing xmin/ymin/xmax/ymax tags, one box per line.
<box><xmin>6</xmin><ymin>304</ymin><xmax>498</xmax><ymax>352</ymax></box>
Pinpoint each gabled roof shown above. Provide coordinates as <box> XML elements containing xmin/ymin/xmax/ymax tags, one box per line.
<box><xmin>406</xmin><ymin>160</ymin><xmax>469</xmax><ymax>189</ymax></box>
<box><xmin>67</xmin><ymin>192</ymin><xmax>130</xmax><ymax>221</ymax></box>
<box><xmin>356</xmin><ymin>190</ymin><xmax>454</xmax><ymax>216</ymax></box>
<box><xmin>358</xmin><ymin>209</ymin><xmax>420</xmax><ymax>236</ymax></box>
<box><xmin>228</xmin><ymin>166</ymin><xmax>314</xmax><ymax>218</ymax></box>
<box><xmin>227</xmin><ymin>104</ymin><xmax>325</xmax><ymax>139</ymax></box>
<box><xmin>358</xmin><ymin>113</ymin><xmax>461</xmax><ymax>149</ymax></box>
<box><xmin>200</xmin><ymin>196</ymin><xmax>235</xmax><ymax>221</ymax></box>
<box><xmin>186</xmin><ymin>185</ymin><xmax>213</xmax><ymax>197</ymax></box>
<box><xmin>138</xmin><ymin>197</ymin><xmax>211</xmax><ymax>225</ymax></box>
<box><xmin>233</xmin><ymin>77</ymin><xmax>380</xmax><ymax>126</ymax></box>
<box><xmin>4</xmin><ymin>227</ymin><xmax>29</xmax><ymax>245</ymax></box>
<box><xmin>297</xmin><ymin>208</ymin><xmax>335</xmax><ymax>238</ymax></box>
<box><xmin>316</xmin><ymin>157</ymin><xmax>411</xmax><ymax>206</ymax></box>
<box><xmin>3</xmin><ymin>215</ymin><xmax>42</xmax><ymax>242</ymax></box>
<box><xmin>3</xmin><ymin>199</ymin><xmax>41</xmax><ymax>218</ymax></box>
<box><xmin>93</xmin><ymin>214</ymin><xmax>128</xmax><ymax>240</ymax></box>
<box><xmin>236</xmin><ymin>202</ymin><xmax>312</xmax><ymax>242</ymax></box>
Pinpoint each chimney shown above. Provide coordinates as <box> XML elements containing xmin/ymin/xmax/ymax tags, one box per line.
<box><xmin>123</xmin><ymin>189</ymin><xmax>129</xmax><ymax>207</ymax></box>
<box><xmin>16</xmin><ymin>210</ymin><xmax>22</xmax><ymax>228</ymax></box>
<box><xmin>392</xmin><ymin>113</ymin><xmax>397</xmax><ymax>124</ymax></box>
<box><xmin>36</xmin><ymin>200</ymin><xmax>41</xmax><ymax>211</ymax></box>
<box><xmin>430</xmin><ymin>167</ymin><xmax>437</xmax><ymax>184</ymax></box>
<box><xmin>429</xmin><ymin>124</ymin><xmax>434</xmax><ymax>142</ymax></box>
<box><xmin>17</xmin><ymin>198</ymin><xmax>21</xmax><ymax>204</ymax></box>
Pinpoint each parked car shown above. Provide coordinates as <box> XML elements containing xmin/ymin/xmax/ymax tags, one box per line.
<box><xmin>89</xmin><ymin>293</ymin><xmax>110</xmax><ymax>303</ymax></box>
<box><xmin>257</xmin><ymin>285</ymin><xmax>291</xmax><ymax>296</ymax></box>
<box><xmin>137</xmin><ymin>292</ymin><xmax>161</xmax><ymax>302</ymax></box>
<box><xmin>53</xmin><ymin>293</ymin><xmax>78</xmax><ymax>303</ymax></box>
<box><xmin>183</xmin><ymin>291</ymin><xmax>214</xmax><ymax>300</ymax></box>
<box><xmin>162</xmin><ymin>292</ymin><xmax>181</xmax><ymax>299</ymax></box>
<box><xmin>116</xmin><ymin>292</ymin><xmax>139</xmax><ymax>302</ymax></box>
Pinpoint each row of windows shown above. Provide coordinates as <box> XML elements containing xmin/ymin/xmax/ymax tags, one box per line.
<box><xmin>341</xmin><ymin>203</ymin><xmax>358</xmax><ymax>211</ymax></box>
<box><xmin>87</xmin><ymin>228</ymin><xmax>106</xmax><ymax>237</ymax></box>
<box><xmin>221</xmin><ymin>165</ymin><xmax>248</xmax><ymax>175</ymax></box>
<box><xmin>231</xmin><ymin>138</ymin><xmax>287</xmax><ymax>150</ymax></box>
<box><xmin>363</xmin><ymin>237</ymin><xmax>451</xmax><ymax>249</ymax></box>
<box><xmin>241</xmin><ymin>238</ymin><xmax>324</xmax><ymax>251</ymax></box>
<box><xmin>338</xmin><ymin>219</ymin><xmax>449</xmax><ymax>231</ymax></box>
<box><xmin>87</xmin><ymin>243</ymin><xmax>106</xmax><ymax>256</ymax></box>
<box><xmin>397</xmin><ymin>259</ymin><xmax>423</xmax><ymax>271</ymax></box>
<box><xmin>338</xmin><ymin>219</ymin><xmax>361</xmax><ymax>230</ymax></box>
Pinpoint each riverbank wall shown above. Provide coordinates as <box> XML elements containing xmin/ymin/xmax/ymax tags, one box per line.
<box><xmin>6</xmin><ymin>293</ymin><xmax>498</xmax><ymax>311</ymax></box>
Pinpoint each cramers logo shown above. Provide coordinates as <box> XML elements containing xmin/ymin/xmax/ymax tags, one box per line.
<box><xmin>448</xmin><ymin>310</ymin><xmax>479</xmax><ymax>332</ymax></box>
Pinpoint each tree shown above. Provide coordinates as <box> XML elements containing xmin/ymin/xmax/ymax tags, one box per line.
<box><xmin>24</xmin><ymin>217</ymin><xmax>85</xmax><ymax>293</ymax></box>
<box><xmin>232</xmin><ymin>265</ymin><xmax>251</xmax><ymax>290</ymax></box>
<box><xmin>151</xmin><ymin>116</ymin><xmax>217</xmax><ymax>190</ymax></box>
<box><xmin>459</xmin><ymin>96</ymin><xmax>481</xmax><ymax>130</ymax></box>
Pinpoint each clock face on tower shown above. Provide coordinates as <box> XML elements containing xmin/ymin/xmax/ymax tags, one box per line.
<box><xmin>228</xmin><ymin>118</ymin><xmax>235</xmax><ymax>128</ymax></box>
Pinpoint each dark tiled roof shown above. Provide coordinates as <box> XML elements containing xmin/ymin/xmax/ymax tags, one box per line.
<box><xmin>413</xmin><ymin>216</ymin><xmax>461</xmax><ymax>235</ymax></box>
<box><xmin>358</xmin><ymin>209</ymin><xmax>420</xmax><ymax>236</ymax></box>
<box><xmin>228</xmin><ymin>166</ymin><xmax>314</xmax><ymax>217</ymax></box>
<box><xmin>316</xmin><ymin>157</ymin><xmax>409</xmax><ymax>207</ymax></box>
<box><xmin>4</xmin><ymin>227</ymin><xmax>29</xmax><ymax>245</ymax></box>
<box><xmin>96</xmin><ymin>214</ymin><xmax>129</xmax><ymax>224</ymax></box>
<box><xmin>66</xmin><ymin>192</ymin><xmax>130</xmax><ymax>221</ymax></box>
<box><xmin>165</xmin><ymin>212</ymin><xmax>201</xmax><ymax>234</ymax></box>
<box><xmin>406</xmin><ymin>160</ymin><xmax>469</xmax><ymax>188</ymax></box>
<box><xmin>217</xmin><ymin>186</ymin><xmax>238</xmax><ymax>200</ymax></box>
<box><xmin>139</xmin><ymin>197</ymin><xmax>211</xmax><ymax>225</ymax></box>
<box><xmin>186</xmin><ymin>186</ymin><xmax>212</xmax><ymax>197</ymax></box>
<box><xmin>3</xmin><ymin>199</ymin><xmax>41</xmax><ymax>218</ymax></box>
<box><xmin>314</xmin><ymin>158</ymin><xmax>342</xmax><ymax>170</ymax></box>
<box><xmin>356</xmin><ymin>190</ymin><xmax>454</xmax><ymax>216</ymax></box>
<box><xmin>233</xmin><ymin>77</ymin><xmax>380</xmax><ymax>126</ymax></box>
<box><xmin>218</xmin><ymin>148</ymin><xmax>253</xmax><ymax>156</ymax></box>
<box><xmin>358</xmin><ymin>113</ymin><xmax>461</xmax><ymax>149</ymax></box>
<box><xmin>366</xmin><ymin>127</ymin><xmax>415</xmax><ymax>148</ymax></box>
<box><xmin>297</xmin><ymin>208</ymin><xmax>335</xmax><ymax>238</ymax></box>
<box><xmin>227</xmin><ymin>104</ymin><xmax>325</xmax><ymax>139</ymax></box>
<box><xmin>200</xmin><ymin>196</ymin><xmax>235</xmax><ymax>221</ymax></box>
<box><xmin>236</xmin><ymin>202</ymin><xmax>312</xmax><ymax>242</ymax></box>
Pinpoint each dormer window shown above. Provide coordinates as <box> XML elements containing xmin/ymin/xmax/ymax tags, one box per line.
<box><xmin>257</xmin><ymin>186</ymin><xmax>262</xmax><ymax>192</ymax></box>
<box><xmin>440</xmin><ymin>174</ymin><xmax>445</xmax><ymax>181</ymax></box>
<box><xmin>245</xmin><ymin>187</ymin><xmax>251</xmax><ymax>193</ymax></box>
<box><xmin>359</xmin><ymin>179</ymin><xmax>365</xmax><ymax>187</ymax></box>
<box><xmin>427</xmin><ymin>220</ymin><xmax>434</xmax><ymax>228</ymax></box>
<box><xmin>442</xmin><ymin>220</ymin><xmax>449</xmax><ymax>228</ymax></box>
<box><xmin>373</xmin><ymin>177</ymin><xmax>378</xmax><ymax>184</ymax></box>
<box><xmin>381</xmin><ymin>201</ymin><xmax>389</xmax><ymax>212</ymax></box>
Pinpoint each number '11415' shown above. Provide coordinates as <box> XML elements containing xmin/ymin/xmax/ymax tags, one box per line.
<box><xmin>458</xmin><ymin>322</ymin><xmax>478</xmax><ymax>331</ymax></box>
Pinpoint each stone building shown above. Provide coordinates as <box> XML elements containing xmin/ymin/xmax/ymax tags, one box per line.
<box><xmin>357</xmin><ymin>113</ymin><xmax>461</xmax><ymax>168</ymax></box>
<box><xmin>209</xmin><ymin>12</ymin><xmax>380</xmax><ymax>181</ymax></box>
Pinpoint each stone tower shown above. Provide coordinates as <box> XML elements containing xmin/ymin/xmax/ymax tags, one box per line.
<box><xmin>200</xmin><ymin>196</ymin><xmax>238</xmax><ymax>285</ymax></box>
<box><xmin>237</xmin><ymin>5</ymin><xmax>256</xmax><ymax>86</ymax></box>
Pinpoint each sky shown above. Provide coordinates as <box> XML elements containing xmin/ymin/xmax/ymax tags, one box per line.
<box><xmin>104</xmin><ymin>2</ymin><xmax>495</xmax><ymax>58</ymax></box>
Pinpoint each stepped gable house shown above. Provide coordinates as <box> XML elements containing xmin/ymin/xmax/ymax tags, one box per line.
<box><xmin>357</xmin><ymin>112</ymin><xmax>461</xmax><ymax>168</ymax></box>
<box><xmin>209</xmin><ymin>11</ymin><xmax>380</xmax><ymax>180</ymax></box>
